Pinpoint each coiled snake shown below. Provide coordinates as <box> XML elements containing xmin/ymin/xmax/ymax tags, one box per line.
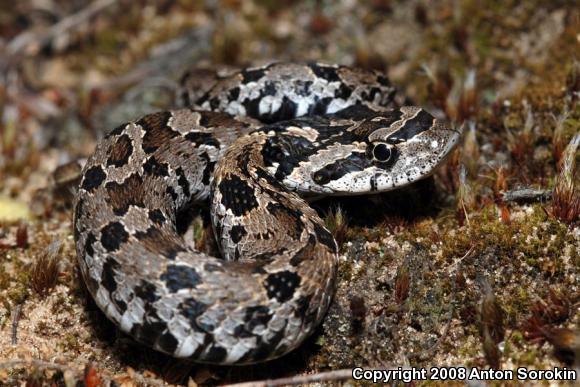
<box><xmin>73</xmin><ymin>63</ymin><xmax>460</xmax><ymax>364</ymax></box>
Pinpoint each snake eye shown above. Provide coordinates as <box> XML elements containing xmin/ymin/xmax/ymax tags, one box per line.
<box><xmin>369</xmin><ymin>142</ymin><xmax>395</xmax><ymax>163</ymax></box>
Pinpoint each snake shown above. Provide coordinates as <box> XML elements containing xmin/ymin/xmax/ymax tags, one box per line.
<box><xmin>73</xmin><ymin>62</ymin><xmax>460</xmax><ymax>364</ymax></box>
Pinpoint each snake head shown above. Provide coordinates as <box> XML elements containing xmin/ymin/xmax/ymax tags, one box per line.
<box><xmin>273</xmin><ymin>106</ymin><xmax>462</xmax><ymax>195</ymax></box>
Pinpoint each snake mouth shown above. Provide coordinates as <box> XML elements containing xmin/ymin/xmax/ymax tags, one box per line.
<box><xmin>435</xmin><ymin>121</ymin><xmax>464</xmax><ymax>159</ymax></box>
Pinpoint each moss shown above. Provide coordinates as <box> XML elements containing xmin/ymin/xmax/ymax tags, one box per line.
<box><xmin>7</xmin><ymin>285</ymin><xmax>29</xmax><ymax>305</ymax></box>
<box><xmin>518</xmin><ymin>347</ymin><xmax>541</xmax><ymax>366</ymax></box>
<box><xmin>64</xmin><ymin>333</ymin><xmax>80</xmax><ymax>352</ymax></box>
<box><xmin>502</xmin><ymin>287</ymin><xmax>531</xmax><ymax>324</ymax></box>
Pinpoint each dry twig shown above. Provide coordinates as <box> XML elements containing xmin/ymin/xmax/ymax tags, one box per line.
<box><xmin>502</xmin><ymin>188</ymin><xmax>552</xmax><ymax>203</ymax></box>
<box><xmin>6</xmin><ymin>0</ymin><xmax>118</xmax><ymax>59</ymax></box>
<box><xmin>221</xmin><ymin>369</ymin><xmax>355</xmax><ymax>387</ymax></box>
<box><xmin>11</xmin><ymin>303</ymin><xmax>22</xmax><ymax>345</ymax></box>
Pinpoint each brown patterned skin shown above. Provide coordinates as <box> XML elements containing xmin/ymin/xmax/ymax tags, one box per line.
<box><xmin>73</xmin><ymin>63</ymin><xmax>460</xmax><ymax>364</ymax></box>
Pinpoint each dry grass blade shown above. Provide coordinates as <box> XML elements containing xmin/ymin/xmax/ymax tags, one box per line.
<box><xmin>522</xmin><ymin>288</ymin><xmax>572</xmax><ymax>345</ymax></box>
<box><xmin>550</xmin><ymin>133</ymin><xmax>580</xmax><ymax>224</ymax></box>
<box><xmin>456</xmin><ymin>164</ymin><xmax>474</xmax><ymax>227</ymax></box>
<box><xmin>324</xmin><ymin>206</ymin><xmax>349</xmax><ymax>247</ymax></box>
<box><xmin>30</xmin><ymin>240</ymin><xmax>62</xmax><ymax>297</ymax></box>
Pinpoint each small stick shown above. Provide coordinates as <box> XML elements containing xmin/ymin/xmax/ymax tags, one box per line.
<box><xmin>6</xmin><ymin>0</ymin><xmax>118</xmax><ymax>58</ymax></box>
<box><xmin>0</xmin><ymin>359</ymin><xmax>77</xmax><ymax>372</ymax></box>
<box><xmin>11</xmin><ymin>303</ymin><xmax>22</xmax><ymax>345</ymax></box>
<box><xmin>222</xmin><ymin>369</ymin><xmax>361</xmax><ymax>387</ymax></box>
<box><xmin>502</xmin><ymin>188</ymin><xmax>552</xmax><ymax>203</ymax></box>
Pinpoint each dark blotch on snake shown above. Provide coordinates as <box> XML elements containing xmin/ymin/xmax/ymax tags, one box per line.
<box><xmin>335</xmin><ymin>82</ymin><xmax>353</xmax><ymax>100</ymax></box>
<box><xmin>148</xmin><ymin>209</ymin><xmax>166</xmax><ymax>225</ymax></box>
<box><xmin>308</xmin><ymin>63</ymin><xmax>341</xmax><ymax>82</ymax></box>
<box><xmin>377</xmin><ymin>75</ymin><xmax>391</xmax><ymax>87</ymax></box>
<box><xmin>244</xmin><ymin>305</ymin><xmax>273</xmax><ymax>333</ymax></box>
<box><xmin>313</xmin><ymin>151</ymin><xmax>370</xmax><ymax>184</ymax></box>
<box><xmin>289</xmin><ymin>235</ymin><xmax>317</xmax><ymax>266</ymax></box>
<box><xmin>73</xmin><ymin>198</ymin><xmax>85</xmax><ymax>240</ymax></box>
<box><xmin>205</xmin><ymin>345</ymin><xmax>228</xmax><ymax>363</ymax></box>
<box><xmin>81</xmin><ymin>166</ymin><xmax>106</xmax><ymax>192</ymax></box>
<box><xmin>295</xmin><ymin>80</ymin><xmax>312</xmax><ymax>96</ymax></box>
<box><xmin>266</xmin><ymin>203</ymin><xmax>304</xmax><ymax>239</ymax></box>
<box><xmin>218</xmin><ymin>175</ymin><xmax>259</xmax><ymax>216</ymax></box>
<box><xmin>131</xmin><ymin>318</ymin><xmax>167</xmax><ymax>347</ymax></box>
<box><xmin>139</xmin><ymin>111</ymin><xmax>178</xmax><ymax>153</ymax></box>
<box><xmin>105</xmin><ymin>173</ymin><xmax>145</xmax><ymax>216</ymax></box>
<box><xmin>100</xmin><ymin>221</ymin><xmax>129</xmax><ymax>252</ymax></box>
<box><xmin>101</xmin><ymin>257</ymin><xmax>121</xmax><ymax>293</ymax></box>
<box><xmin>175</xmin><ymin>167</ymin><xmax>190</xmax><ymax>197</ymax></box>
<box><xmin>230</xmin><ymin>225</ymin><xmax>247</xmax><ymax>244</ymax></box>
<box><xmin>105</xmin><ymin>123</ymin><xmax>127</xmax><ymax>139</ymax></box>
<box><xmin>241</xmin><ymin>67</ymin><xmax>267</xmax><ymax>83</ymax></box>
<box><xmin>261</xmin><ymin>138</ymin><xmax>285</xmax><ymax>166</ymax></box>
<box><xmin>247</xmin><ymin>95</ymin><xmax>297</xmax><ymax>123</ymax></box>
<box><xmin>228</xmin><ymin>87</ymin><xmax>240</xmax><ymax>100</ymax></box>
<box><xmin>84</xmin><ymin>232</ymin><xmax>97</xmax><ymax>257</ymax></box>
<box><xmin>134</xmin><ymin>227</ymin><xmax>185</xmax><ymax>260</ymax></box>
<box><xmin>158</xmin><ymin>332</ymin><xmax>179</xmax><ymax>354</ymax></box>
<box><xmin>311</xmin><ymin>96</ymin><xmax>333</xmax><ymax>115</ymax></box>
<box><xmin>246</xmin><ymin>329</ymin><xmax>286</xmax><ymax>363</ymax></box>
<box><xmin>143</xmin><ymin>156</ymin><xmax>169</xmax><ymax>177</ymax></box>
<box><xmin>161</xmin><ymin>264</ymin><xmax>201</xmax><ymax>292</ymax></box>
<box><xmin>387</xmin><ymin>109</ymin><xmax>434</xmax><ymax>144</ymax></box>
<box><xmin>294</xmin><ymin>293</ymin><xmax>318</xmax><ymax>327</ymax></box>
<box><xmin>112</xmin><ymin>294</ymin><xmax>127</xmax><ymax>313</ymax></box>
<box><xmin>264</xmin><ymin>271</ymin><xmax>301</xmax><ymax>303</ymax></box>
<box><xmin>232</xmin><ymin>324</ymin><xmax>254</xmax><ymax>338</ymax></box>
<box><xmin>273</xmin><ymin>96</ymin><xmax>298</xmax><ymax>121</ymax></box>
<box><xmin>166</xmin><ymin>186</ymin><xmax>178</xmax><ymax>201</ymax></box>
<box><xmin>134</xmin><ymin>280</ymin><xmax>160</xmax><ymax>303</ymax></box>
<box><xmin>179</xmin><ymin>298</ymin><xmax>208</xmax><ymax>328</ymax></box>
<box><xmin>106</xmin><ymin>134</ymin><xmax>133</xmax><ymax>167</ymax></box>
<box><xmin>185</xmin><ymin>131</ymin><xmax>220</xmax><ymax>147</ymax></box>
<box><xmin>262</xmin><ymin>82</ymin><xmax>277</xmax><ymax>96</ymax></box>
<box><xmin>200</xmin><ymin>152</ymin><xmax>216</xmax><ymax>186</ymax></box>
<box><xmin>295</xmin><ymin>294</ymin><xmax>313</xmax><ymax>317</ymax></box>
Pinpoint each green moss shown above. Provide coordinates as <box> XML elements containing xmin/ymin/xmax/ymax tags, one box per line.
<box><xmin>502</xmin><ymin>287</ymin><xmax>531</xmax><ymax>325</ymax></box>
<box><xmin>457</xmin><ymin>337</ymin><xmax>481</xmax><ymax>358</ymax></box>
<box><xmin>511</xmin><ymin>330</ymin><xmax>524</xmax><ymax>344</ymax></box>
<box><xmin>518</xmin><ymin>347</ymin><xmax>540</xmax><ymax>365</ymax></box>
<box><xmin>7</xmin><ymin>285</ymin><xmax>29</xmax><ymax>305</ymax></box>
<box><xmin>64</xmin><ymin>333</ymin><xmax>80</xmax><ymax>351</ymax></box>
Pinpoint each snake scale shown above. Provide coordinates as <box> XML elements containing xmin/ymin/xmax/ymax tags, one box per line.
<box><xmin>73</xmin><ymin>62</ymin><xmax>460</xmax><ymax>364</ymax></box>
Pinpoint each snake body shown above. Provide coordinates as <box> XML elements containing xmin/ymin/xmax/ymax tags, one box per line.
<box><xmin>73</xmin><ymin>63</ymin><xmax>460</xmax><ymax>364</ymax></box>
